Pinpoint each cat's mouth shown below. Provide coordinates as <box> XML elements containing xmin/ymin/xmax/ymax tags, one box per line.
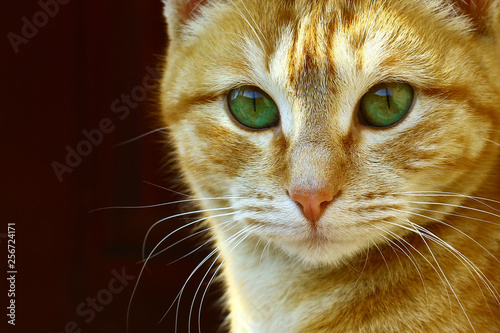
<box><xmin>254</xmin><ymin>225</ymin><xmax>365</xmax><ymax>266</ymax></box>
<box><xmin>281</xmin><ymin>231</ymin><xmax>353</xmax><ymax>248</ymax></box>
<box><xmin>277</xmin><ymin>234</ymin><xmax>364</xmax><ymax>266</ymax></box>
<box><xmin>243</xmin><ymin>213</ymin><xmax>353</xmax><ymax>243</ymax></box>
<box><xmin>238</xmin><ymin>207</ymin><xmax>371</xmax><ymax>265</ymax></box>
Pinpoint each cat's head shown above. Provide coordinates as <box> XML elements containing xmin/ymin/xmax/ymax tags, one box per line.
<box><xmin>161</xmin><ymin>0</ymin><xmax>500</xmax><ymax>266</ymax></box>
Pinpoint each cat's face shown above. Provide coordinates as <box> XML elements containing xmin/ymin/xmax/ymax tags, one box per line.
<box><xmin>162</xmin><ymin>0</ymin><xmax>500</xmax><ymax>266</ymax></box>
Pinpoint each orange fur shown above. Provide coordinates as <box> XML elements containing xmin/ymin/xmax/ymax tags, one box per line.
<box><xmin>161</xmin><ymin>0</ymin><xmax>500</xmax><ymax>331</ymax></box>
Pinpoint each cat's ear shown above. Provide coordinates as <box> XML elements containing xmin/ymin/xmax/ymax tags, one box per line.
<box><xmin>163</xmin><ymin>0</ymin><xmax>209</xmax><ymax>40</ymax></box>
<box><xmin>449</xmin><ymin>0</ymin><xmax>500</xmax><ymax>35</ymax></box>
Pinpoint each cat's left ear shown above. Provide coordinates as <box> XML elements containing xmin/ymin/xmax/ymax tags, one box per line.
<box><xmin>449</xmin><ymin>0</ymin><xmax>500</xmax><ymax>35</ymax></box>
<box><xmin>162</xmin><ymin>0</ymin><xmax>209</xmax><ymax>40</ymax></box>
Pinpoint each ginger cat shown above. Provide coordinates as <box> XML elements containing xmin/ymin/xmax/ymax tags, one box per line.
<box><xmin>160</xmin><ymin>0</ymin><xmax>500</xmax><ymax>332</ymax></box>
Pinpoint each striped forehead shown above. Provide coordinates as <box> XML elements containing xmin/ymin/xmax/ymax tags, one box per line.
<box><xmin>272</xmin><ymin>6</ymin><xmax>393</xmax><ymax>136</ymax></box>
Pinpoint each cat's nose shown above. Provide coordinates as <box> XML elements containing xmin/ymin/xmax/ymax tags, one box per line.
<box><xmin>289</xmin><ymin>188</ymin><xmax>335</xmax><ymax>223</ymax></box>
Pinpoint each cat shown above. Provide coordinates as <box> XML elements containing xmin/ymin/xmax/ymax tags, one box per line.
<box><xmin>159</xmin><ymin>0</ymin><xmax>500</xmax><ymax>332</ymax></box>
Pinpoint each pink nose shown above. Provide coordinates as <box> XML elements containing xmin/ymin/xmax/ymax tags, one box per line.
<box><xmin>289</xmin><ymin>188</ymin><xmax>335</xmax><ymax>222</ymax></box>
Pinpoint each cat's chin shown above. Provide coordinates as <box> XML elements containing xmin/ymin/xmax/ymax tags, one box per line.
<box><xmin>276</xmin><ymin>235</ymin><xmax>366</xmax><ymax>268</ymax></box>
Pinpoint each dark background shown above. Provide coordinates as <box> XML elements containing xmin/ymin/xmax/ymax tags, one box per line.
<box><xmin>3</xmin><ymin>1</ymin><xmax>223</xmax><ymax>332</ymax></box>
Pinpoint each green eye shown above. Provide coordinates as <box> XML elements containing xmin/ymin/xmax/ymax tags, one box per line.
<box><xmin>227</xmin><ymin>86</ymin><xmax>280</xmax><ymax>129</ymax></box>
<box><xmin>360</xmin><ymin>82</ymin><xmax>414</xmax><ymax>127</ymax></box>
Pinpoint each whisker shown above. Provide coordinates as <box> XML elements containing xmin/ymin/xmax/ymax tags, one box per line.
<box><xmin>410</xmin><ymin>222</ymin><xmax>499</xmax><ymax>313</ymax></box>
<box><xmin>142</xmin><ymin>181</ymin><xmax>190</xmax><ymax>197</ymax></box>
<box><xmin>371</xmin><ymin>224</ymin><xmax>430</xmax><ymax>306</ymax></box>
<box><xmin>127</xmin><ymin>209</ymin><xmax>235</xmax><ymax>330</ymax></box>
<box><xmin>379</xmin><ymin>218</ymin><xmax>460</xmax><ymax>328</ymax></box>
<box><xmin>485</xmin><ymin>138</ymin><xmax>500</xmax><ymax>147</ymax></box>
<box><xmin>227</xmin><ymin>0</ymin><xmax>267</xmax><ymax>51</ymax></box>
<box><xmin>162</xmin><ymin>231</ymin><xmax>240</xmax><ymax>331</ymax></box>
<box><xmin>90</xmin><ymin>196</ymin><xmax>241</xmax><ymax>214</ymax></box>
<box><xmin>113</xmin><ymin>126</ymin><xmax>169</xmax><ymax>147</ymax></box>
<box><xmin>405</xmin><ymin>224</ymin><xmax>464</xmax><ymax>329</ymax></box>
<box><xmin>142</xmin><ymin>212</ymin><xmax>238</xmax><ymax>263</ymax></box>
<box><xmin>168</xmin><ymin>219</ymin><xmax>240</xmax><ymax>265</ymax></box>
<box><xmin>171</xmin><ymin>244</ymin><xmax>227</xmax><ymax>332</ymax></box>
<box><xmin>403</xmin><ymin>210</ymin><xmax>500</xmax><ymax>303</ymax></box>
<box><xmin>238</xmin><ymin>0</ymin><xmax>268</xmax><ymax>47</ymax></box>
<box><xmin>354</xmin><ymin>246</ymin><xmax>371</xmax><ymax>283</ymax></box>
<box><xmin>369</xmin><ymin>239</ymin><xmax>391</xmax><ymax>277</ymax></box>
<box><xmin>192</xmin><ymin>226</ymin><xmax>261</xmax><ymax>333</ymax></box>
<box><xmin>251</xmin><ymin>234</ymin><xmax>264</xmax><ymax>261</ymax></box>
<box><xmin>405</xmin><ymin>200</ymin><xmax>500</xmax><ymax>220</ymax></box>
<box><xmin>412</xmin><ymin>206</ymin><xmax>498</xmax><ymax>225</ymax></box>
<box><xmin>382</xmin><ymin>218</ymin><xmax>482</xmax><ymax>331</ymax></box>
<box><xmin>390</xmin><ymin>208</ymin><xmax>500</xmax><ymax>265</ymax></box>
<box><xmin>260</xmin><ymin>239</ymin><xmax>273</xmax><ymax>265</ymax></box>
<box><xmin>142</xmin><ymin>207</ymin><xmax>234</xmax><ymax>260</ymax></box>
<box><xmin>169</xmin><ymin>228</ymin><xmax>253</xmax><ymax>332</ymax></box>
<box><xmin>388</xmin><ymin>191</ymin><xmax>500</xmax><ymax>210</ymax></box>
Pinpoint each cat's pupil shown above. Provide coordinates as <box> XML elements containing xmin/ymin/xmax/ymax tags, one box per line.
<box><xmin>375</xmin><ymin>88</ymin><xmax>392</xmax><ymax>108</ymax></box>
